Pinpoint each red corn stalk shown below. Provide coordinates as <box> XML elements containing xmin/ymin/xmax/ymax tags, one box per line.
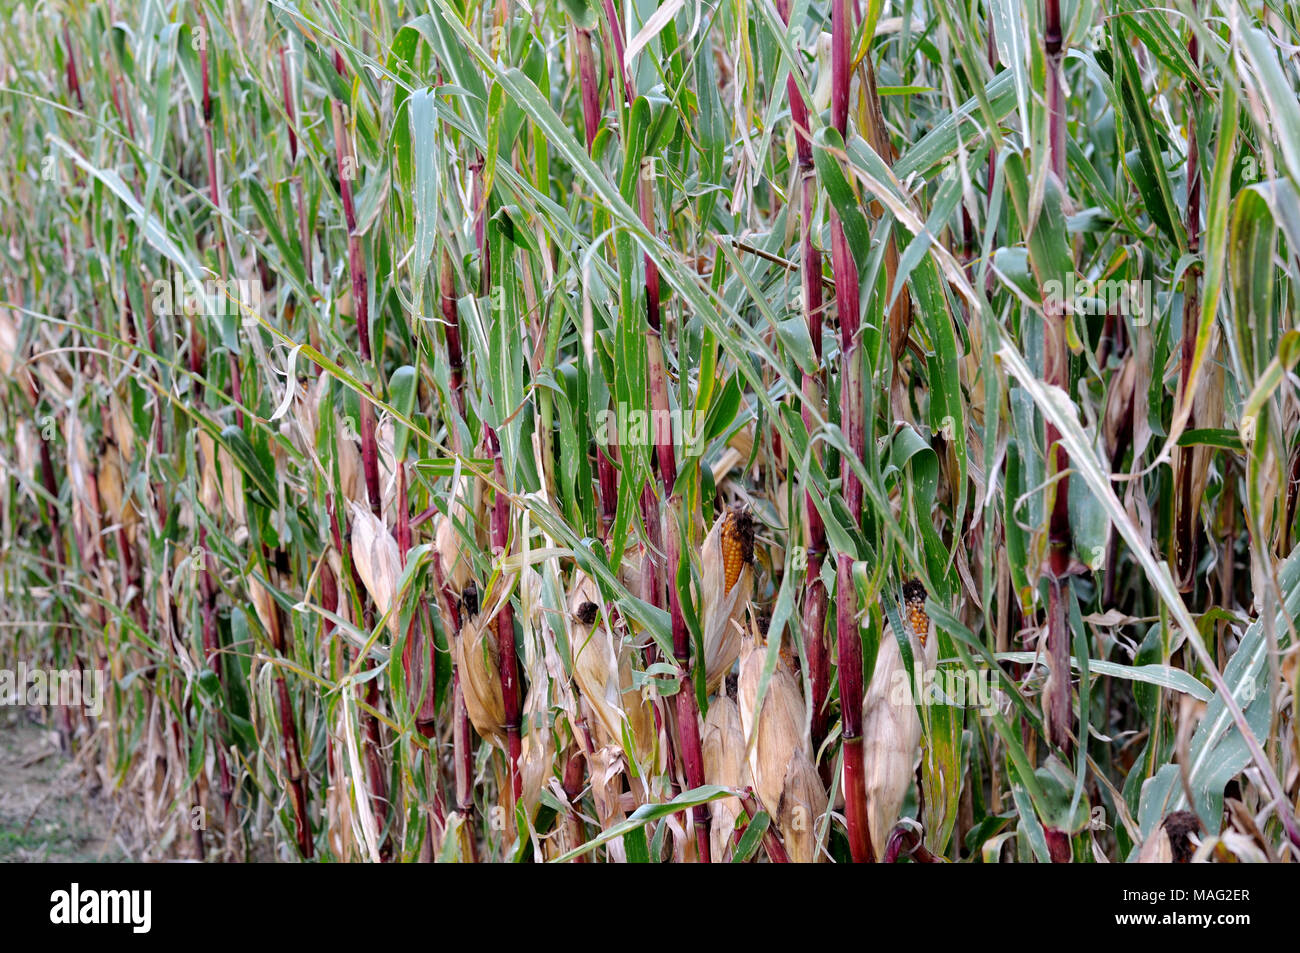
<box><xmin>1042</xmin><ymin>0</ymin><xmax>1073</xmax><ymax>752</ymax></box>
<box><xmin>61</xmin><ymin>23</ymin><xmax>83</xmax><ymax>108</ymax></box>
<box><xmin>328</xmin><ymin>497</ymin><xmax>392</xmax><ymax>859</ymax></box>
<box><xmin>440</xmin><ymin>249</ymin><xmax>466</xmax><ymax>419</ymax></box>
<box><xmin>331</xmin><ymin>50</ymin><xmax>381</xmax><ymax>516</ymax></box>
<box><xmin>599</xmin><ymin>0</ymin><xmax>630</xmax><ymax>109</ymax></box>
<box><xmin>575</xmin><ymin>25</ymin><xmax>601</xmax><ymax>149</ymax></box>
<box><xmin>778</xmin><ymin>0</ymin><xmax>831</xmax><ymax>753</ymax></box>
<box><xmin>882</xmin><ymin>825</ymin><xmax>943</xmax><ymax>863</ymax></box>
<box><xmin>1045</xmin><ymin>826</ymin><xmax>1072</xmax><ymax>863</ymax></box>
<box><xmin>573</xmin><ymin>19</ymin><xmax>619</xmax><ymax>533</ymax></box>
<box><xmin>1173</xmin><ymin>22</ymin><xmax>1202</xmax><ymax>590</ymax></box>
<box><xmin>639</xmin><ymin>147</ymin><xmax>712</xmax><ymax>862</ymax></box>
<box><xmin>434</xmin><ymin>245</ymin><xmax>478</xmax><ymax>859</ymax></box>
<box><xmin>562</xmin><ymin>752</ymin><xmax>589</xmax><ymax>862</ymax></box>
<box><xmin>606</xmin><ymin>4</ymin><xmax>710</xmax><ymax>854</ymax></box>
<box><xmin>262</xmin><ymin>549</ymin><xmax>314</xmax><ymax>859</ymax></box>
<box><xmin>486</xmin><ymin>427</ymin><xmax>523</xmax><ymax>803</ymax></box>
<box><xmin>280</xmin><ymin>42</ymin><xmax>315</xmax><ymax>331</ymax></box>
<box><xmin>829</xmin><ymin>0</ymin><xmax>872</xmax><ymax>863</ymax></box>
<box><xmin>195</xmin><ymin>6</ymin><xmax>244</xmax><ymax>430</ymax></box>
<box><xmin>430</xmin><ymin>554</ymin><xmax>478</xmax><ymax>862</ymax></box>
<box><xmin>738</xmin><ymin>791</ymin><xmax>791</xmax><ymax>863</ymax></box>
<box><xmin>395</xmin><ymin>467</ymin><xmax>444</xmax><ymax>856</ymax></box>
<box><xmin>278</xmin><ymin>45</ymin><xmax>298</xmax><ymax>163</ymax></box>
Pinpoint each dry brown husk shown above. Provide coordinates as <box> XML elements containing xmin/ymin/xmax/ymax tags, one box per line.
<box><xmin>349</xmin><ymin>501</ymin><xmax>402</xmax><ymax>637</ymax></box>
<box><xmin>702</xmin><ymin>691</ymin><xmax>748</xmax><ymax>862</ymax></box>
<box><xmin>567</xmin><ymin>570</ymin><xmax>654</xmax><ymax>765</ymax></box>
<box><xmin>517</xmin><ymin>568</ymin><xmax>555</xmax><ymax>815</ymax></box>
<box><xmin>737</xmin><ymin>631</ymin><xmax>826</xmax><ymax>862</ymax></box>
<box><xmin>455</xmin><ymin>611</ymin><xmax>507</xmax><ymax>751</ymax></box>
<box><xmin>97</xmin><ymin>446</ymin><xmax>138</xmax><ymax>533</ymax></box>
<box><xmin>434</xmin><ymin>507</ymin><xmax>472</xmax><ymax>594</ymax></box>
<box><xmin>862</xmin><ymin>602</ymin><xmax>938</xmax><ymax>854</ymax></box>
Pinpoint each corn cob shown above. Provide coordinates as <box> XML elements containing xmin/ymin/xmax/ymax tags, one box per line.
<box><xmin>1138</xmin><ymin>810</ymin><xmax>1201</xmax><ymax>863</ymax></box>
<box><xmin>702</xmin><ymin>683</ymin><xmax>749</xmax><ymax>862</ymax></box>
<box><xmin>861</xmin><ymin>579</ymin><xmax>938</xmax><ymax>854</ymax></box>
<box><xmin>566</xmin><ymin>570</ymin><xmax>654</xmax><ymax>765</ymax></box>
<box><xmin>701</xmin><ymin>507</ymin><xmax>755</xmax><ymax>693</ymax></box>
<box><xmin>737</xmin><ymin>631</ymin><xmax>827</xmax><ymax>862</ymax></box>
<box><xmin>453</xmin><ymin>608</ymin><xmax>508</xmax><ymax>751</ymax></box>
<box><xmin>904</xmin><ymin>578</ymin><xmax>931</xmax><ymax>649</ymax></box>
<box><xmin>516</xmin><ymin>568</ymin><xmax>555</xmax><ymax>816</ymax></box>
<box><xmin>721</xmin><ymin>508</ymin><xmax>755</xmax><ymax>594</ymax></box>
<box><xmin>349</xmin><ymin>501</ymin><xmax>402</xmax><ymax>637</ymax></box>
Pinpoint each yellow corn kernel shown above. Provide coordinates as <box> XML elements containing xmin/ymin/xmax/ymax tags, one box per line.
<box><xmin>720</xmin><ymin>509</ymin><xmax>754</xmax><ymax>594</ymax></box>
<box><xmin>903</xmin><ymin>578</ymin><xmax>930</xmax><ymax>648</ymax></box>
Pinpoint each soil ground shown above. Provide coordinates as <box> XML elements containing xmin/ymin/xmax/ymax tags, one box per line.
<box><xmin>0</xmin><ymin>711</ymin><xmax>129</xmax><ymax>862</ymax></box>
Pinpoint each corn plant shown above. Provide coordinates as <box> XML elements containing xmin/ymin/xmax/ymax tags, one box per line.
<box><xmin>1</xmin><ymin>0</ymin><xmax>1299</xmax><ymax>863</ymax></box>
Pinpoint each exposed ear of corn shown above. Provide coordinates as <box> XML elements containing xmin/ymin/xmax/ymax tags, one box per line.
<box><xmin>701</xmin><ymin>507</ymin><xmax>755</xmax><ymax>693</ymax></box>
<box><xmin>737</xmin><ymin>630</ymin><xmax>826</xmax><ymax>862</ymax></box>
<box><xmin>862</xmin><ymin>580</ymin><xmax>938</xmax><ymax>854</ymax></box>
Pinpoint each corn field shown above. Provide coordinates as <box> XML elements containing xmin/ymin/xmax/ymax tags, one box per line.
<box><xmin>1</xmin><ymin>0</ymin><xmax>1298</xmax><ymax>864</ymax></box>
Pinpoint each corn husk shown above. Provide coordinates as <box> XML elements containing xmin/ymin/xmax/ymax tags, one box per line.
<box><xmin>12</xmin><ymin>420</ymin><xmax>38</xmax><ymax>506</ymax></box>
<box><xmin>455</xmin><ymin>612</ymin><xmax>507</xmax><ymax>750</ymax></box>
<box><xmin>0</xmin><ymin>306</ymin><xmax>17</xmax><ymax>378</ymax></box>
<box><xmin>192</xmin><ymin>426</ymin><xmax>247</xmax><ymax>527</ymax></box>
<box><xmin>377</xmin><ymin>416</ymin><xmax>397</xmax><ymax>517</ymax></box>
<box><xmin>737</xmin><ymin>632</ymin><xmax>826</xmax><ymax>862</ymax></box>
<box><xmin>97</xmin><ymin>447</ymin><xmax>138</xmax><ymax>532</ymax></box>
<box><xmin>247</xmin><ymin>574</ymin><xmax>280</xmax><ymax>645</ymax></box>
<box><xmin>349</xmin><ymin>501</ymin><xmax>402</xmax><ymax>637</ymax></box>
<box><xmin>701</xmin><ymin>509</ymin><xmax>754</xmax><ymax>694</ymax></box>
<box><xmin>196</xmin><ymin>430</ymin><xmax>221</xmax><ymax>514</ymax></box>
<box><xmin>567</xmin><ymin>570</ymin><xmax>654</xmax><ymax>764</ymax></box>
<box><xmin>434</xmin><ymin>508</ymin><xmax>472</xmax><ymax>594</ymax></box>
<box><xmin>587</xmin><ymin>744</ymin><xmax>629</xmax><ymax>862</ymax></box>
<box><xmin>709</xmin><ymin>425</ymin><xmax>755</xmax><ymax>486</ymax></box>
<box><xmin>861</xmin><ymin>582</ymin><xmax>938</xmax><ymax>854</ymax></box>
<box><xmin>289</xmin><ymin>375</ymin><xmax>366</xmax><ymax>507</ymax></box>
<box><xmin>1138</xmin><ymin>810</ymin><xmax>1201</xmax><ymax>863</ymax></box>
<box><xmin>107</xmin><ymin>389</ymin><xmax>135</xmax><ymax>462</ymax></box>
<box><xmin>616</xmin><ymin>541</ymin><xmax>650</xmax><ymax>606</ymax></box>
<box><xmin>702</xmin><ymin>692</ymin><xmax>748</xmax><ymax>862</ymax></box>
<box><xmin>518</xmin><ymin>568</ymin><xmax>555</xmax><ymax>814</ymax></box>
